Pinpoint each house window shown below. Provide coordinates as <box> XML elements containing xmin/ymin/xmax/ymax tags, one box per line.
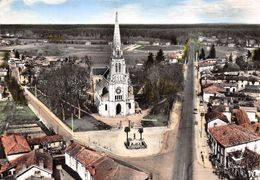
<box><xmin>35</xmin><ymin>171</ymin><xmax>41</xmax><ymax>175</ymax></box>
<box><xmin>105</xmin><ymin>104</ymin><xmax>107</xmax><ymax>111</ymax></box>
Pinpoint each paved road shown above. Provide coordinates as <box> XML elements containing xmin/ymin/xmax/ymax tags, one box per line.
<box><xmin>171</xmin><ymin>61</ymin><xmax>195</xmax><ymax>180</ymax></box>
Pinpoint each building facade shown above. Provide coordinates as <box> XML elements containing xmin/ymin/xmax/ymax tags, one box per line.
<box><xmin>95</xmin><ymin>12</ymin><xmax>135</xmax><ymax>117</ymax></box>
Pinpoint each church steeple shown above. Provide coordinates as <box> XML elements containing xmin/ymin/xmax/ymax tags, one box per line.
<box><xmin>112</xmin><ymin>12</ymin><xmax>123</xmax><ymax>58</ymax></box>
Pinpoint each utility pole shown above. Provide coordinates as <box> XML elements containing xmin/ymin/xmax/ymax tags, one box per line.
<box><xmin>34</xmin><ymin>84</ymin><xmax>37</xmax><ymax>97</ymax></box>
<box><xmin>71</xmin><ymin>113</ymin><xmax>74</xmax><ymax>132</ymax></box>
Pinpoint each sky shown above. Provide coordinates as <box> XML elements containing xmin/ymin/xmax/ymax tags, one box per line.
<box><xmin>0</xmin><ymin>0</ymin><xmax>259</xmax><ymax>24</ymax></box>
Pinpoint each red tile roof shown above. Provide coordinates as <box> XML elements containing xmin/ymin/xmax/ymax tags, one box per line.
<box><xmin>65</xmin><ymin>142</ymin><xmax>149</xmax><ymax>180</ymax></box>
<box><xmin>205</xmin><ymin>111</ymin><xmax>229</xmax><ymax>123</ymax></box>
<box><xmin>0</xmin><ymin>150</ymin><xmax>52</xmax><ymax>175</ymax></box>
<box><xmin>203</xmin><ymin>84</ymin><xmax>225</xmax><ymax>94</ymax></box>
<box><xmin>28</xmin><ymin>135</ymin><xmax>63</xmax><ymax>145</ymax></box>
<box><xmin>1</xmin><ymin>134</ymin><xmax>31</xmax><ymax>155</ymax></box>
<box><xmin>233</xmin><ymin>109</ymin><xmax>250</xmax><ymax>125</ymax></box>
<box><xmin>209</xmin><ymin>124</ymin><xmax>259</xmax><ymax>147</ymax></box>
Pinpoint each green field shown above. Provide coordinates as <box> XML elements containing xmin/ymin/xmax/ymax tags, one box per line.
<box><xmin>0</xmin><ymin>101</ymin><xmax>37</xmax><ymax>135</ymax></box>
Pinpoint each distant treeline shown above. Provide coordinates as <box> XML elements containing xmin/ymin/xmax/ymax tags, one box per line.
<box><xmin>1</xmin><ymin>24</ymin><xmax>260</xmax><ymax>44</ymax></box>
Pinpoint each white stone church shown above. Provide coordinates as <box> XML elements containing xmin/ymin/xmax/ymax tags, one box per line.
<box><xmin>93</xmin><ymin>12</ymin><xmax>135</xmax><ymax>117</ymax></box>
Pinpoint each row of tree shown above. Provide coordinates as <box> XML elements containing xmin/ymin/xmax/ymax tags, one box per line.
<box><xmin>199</xmin><ymin>44</ymin><xmax>216</xmax><ymax>60</ymax></box>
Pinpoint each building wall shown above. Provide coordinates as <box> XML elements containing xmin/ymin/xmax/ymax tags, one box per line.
<box><xmin>65</xmin><ymin>153</ymin><xmax>92</xmax><ymax>180</ymax></box>
<box><xmin>203</xmin><ymin>93</ymin><xmax>214</xmax><ymax>102</ymax></box>
<box><xmin>7</xmin><ymin>153</ymin><xmax>27</xmax><ymax>161</ymax></box>
<box><xmin>210</xmin><ymin>137</ymin><xmax>260</xmax><ymax>167</ymax></box>
<box><xmin>246</xmin><ymin>112</ymin><xmax>256</xmax><ymax>122</ymax></box>
<box><xmin>16</xmin><ymin>166</ymin><xmax>52</xmax><ymax>180</ymax></box>
<box><xmin>223</xmin><ymin>112</ymin><xmax>231</xmax><ymax>122</ymax></box>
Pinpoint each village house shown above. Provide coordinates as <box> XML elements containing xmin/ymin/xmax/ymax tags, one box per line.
<box><xmin>1</xmin><ymin>134</ymin><xmax>31</xmax><ymax>161</ymax></box>
<box><xmin>0</xmin><ymin>150</ymin><xmax>53</xmax><ymax>180</ymax></box>
<box><xmin>205</xmin><ymin>110</ymin><xmax>229</xmax><ymax>133</ymax></box>
<box><xmin>232</xmin><ymin>108</ymin><xmax>251</xmax><ymax>125</ymax></box>
<box><xmin>65</xmin><ymin>142</ymin><xmax>150</xmax><ymax>180</ymax></box>
<box><xmin>226</xmin><ymin>148</ymin><xmax>260</xmax><ymax>179</ymax></box>
<box><xmin>202</xmin><ymin>84</ymin><xmax>225</xmax><ymax>102</ymax></box>
<box><xmin>28</xmin><ymin>135</ymin><xmax>65</xmax><ymax>155</ymax></box>
<box><xmin>240</xmin><ymin>106</ymin><xmax>257</xmax><ymax>122</ymax></box>
<box><xmin>239</xmin><ymin>85</ymin><xmax>260</xmax><ymax>100</ymax></box>
<box><xmin>208</xmin><ymin>124</ymin><xmax>260</xmax><ymax>168</ymax></box>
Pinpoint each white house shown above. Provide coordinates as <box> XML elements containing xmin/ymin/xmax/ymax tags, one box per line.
<box><xmin>65</xmin><ymin>143</ymin><xmax>95</xmax><ymax>180</ymax></box>
<box><xmin>208</xmin><ymin>124</ymin><xmax>260</xmax><ymax>167</ymax></box>
<box><xmin>202</xmin><ymin>84</ymin><xmax>225</xmax><ymax>103</ymax></box>
<box><xmin>65</xmin><ymin>142</ymin><xmax>149</xmax><ymax>180</ymax></box>
<box><xmin>0</xmin><ymin>150</ymin><xmax>53</xmax><ymax>180</ymax></box>
<box><xmin>205</xmin><ymin>111</ymin><xmax>229</xmax><ymax>133</ymax></box>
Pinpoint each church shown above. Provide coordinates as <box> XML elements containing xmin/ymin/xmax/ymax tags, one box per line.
<box><xmin>93</xmin><ymin>12</ymin><xmax>135</xmax><ymax>117</ymax></box>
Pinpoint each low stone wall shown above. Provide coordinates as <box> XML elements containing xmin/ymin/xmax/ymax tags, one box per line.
<box><xmin>24</xmin><ymin>88</ymin><xmax>73</xmax><ymax>136</ymax></box>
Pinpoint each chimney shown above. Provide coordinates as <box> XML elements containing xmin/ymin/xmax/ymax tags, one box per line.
<box><xmin>39</xmin><ymin>160</ymin><xmax>44</xmax><ymax>168</ymax></box>
<box><xmin>89</xmin><ymin>166</ymin><xmax>96</xmax><ymax>176</ymax></box>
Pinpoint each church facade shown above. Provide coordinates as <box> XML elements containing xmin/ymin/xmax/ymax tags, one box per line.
<box><xmin>94</xmin><ymin>12</ymin><xmax>135</xmax><ymax>117</ymax></box>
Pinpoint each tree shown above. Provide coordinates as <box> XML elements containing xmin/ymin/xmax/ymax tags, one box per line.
<box><xmin>199</xmin><ymin>48</ymin><xmax>205</xmax><ymax>60</ymax></box>
<box><xmin>236</xmin><ymin>56</ymin><xmax>247</xmax><ymax>70</ymax></box>
<box><xmin>124</xmin><ymin>126</ymin><xmax>131</xmax><ymax>146</ymax></box>
<box><xmin>138</xmin><ymin>128</ymin><xmax>143</xmax><ymax>140</ymax></box>
<box><xmin>208</xmin><ymin>44</ymin><xmax>216</xmax><ymax>58</ymax></box>
<box><xmin>37</xmin><ymin>64</ymin><xmax>90</xmax><ymax>120</ymax></box>
<box><xmin>156</xmin><ymin>49</ymin><xmax>165</xmax><ymax>63</ymax></box>
<box><xmin>252</xmin><ymin>48</ymin><xmax>260</xmax><ymax>68</ymax></box>
<box><xmin>15</xmin><ymin>50</ymin><xmax>20</xmax><ymax>59</ymax></box>
<box><xmin>170</xmin><ymin>36</ymin><xmax>177</xmax><ymax>45</ymax></box>
<box><xmin>229</xmin><ymin>53</ymin><xmax>233</xmax><ymax>62</ymax></box>
<box><xmin>7</xmin><ymin>77</ymin><xmax>27</xmax><ymax>105</ymax></box>
<box><xmin>3</xmin><ymin>51</ymin><xmax>10</xmax><ymax>61</ymax></box>
<box><xmin>247</xmin><ymin>50</ymin><xmax>252</xmax><ymax>59</ymax></box>
<box><xmin>145</xmin><ymin>52</ymin><xmax>154</xmax><ymax>69</ymax></box>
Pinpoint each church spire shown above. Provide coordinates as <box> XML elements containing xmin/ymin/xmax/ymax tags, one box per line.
<box><xmin>113</xmin><ymin>12</ymin><xmax>122</xmax><ymax>58</ymax></box>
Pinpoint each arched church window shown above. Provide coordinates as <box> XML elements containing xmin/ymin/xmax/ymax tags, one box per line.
<box><xmin>105</xmin><ymin>104</ymin><xmax>107</xmax><ymax>111</ymax></box>
<box><xmin>116</xmin><ymin>63</ymin><xmax>118</xmax><ymax>72</ymax></box>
